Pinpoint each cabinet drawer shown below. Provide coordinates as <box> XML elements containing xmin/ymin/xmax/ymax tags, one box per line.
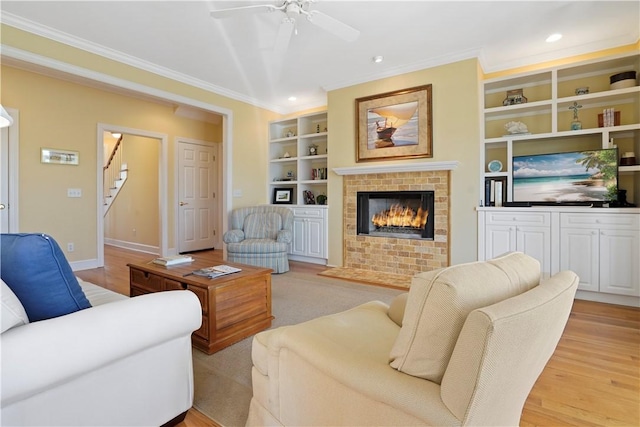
<box><xmin>291</xmin><ymin>207</ymin><xmax>324</xmax><ymax>218</ymax></box>
<box><xmin>193</xmin><ymin>316</ymin><xmax>209</xmax><ymax>340</ymax></box>
<box><xmin>486</xmin><ymin>212</ymin><xmax>550</xmax><ymax>226</ymax></box>
<box><xmin>188</xmin><ymin>286</ymin><xmax>208</xmax><ymax>314</ymax></box>
<box><xmin>561</xmin><ymin>213</ymin><xmax>639</xmax><ymax>229</ymax></box>
<box><xmin>164</xmin><ymin>278</ymin><xmax>186</xmax><ymax>291</ymax></box>
<box><xmin>130</xmin><ymin>269</ymin><xmax>163</xmax><ymax>292</ymax></box>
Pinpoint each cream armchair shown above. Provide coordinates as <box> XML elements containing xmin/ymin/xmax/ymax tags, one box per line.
<box><xmin>223</xmin><ymin>206</ymin><xmax>293</xmax><ymax>273</ymax></box>
<box><xmin>246</xmin><ymin>252</ymin><xmax>579</xmax><ymax>426</ymax></box>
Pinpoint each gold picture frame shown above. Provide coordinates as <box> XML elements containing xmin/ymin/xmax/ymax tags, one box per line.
<box><xmin>356</xmin><ymin>84</ymin><xmax>432</xmax><ymax>162</ymax></box>
<box><xmin>41</xmin><ymin>147</ymin><xmax>79</xmax><ymax>165</ymax></box>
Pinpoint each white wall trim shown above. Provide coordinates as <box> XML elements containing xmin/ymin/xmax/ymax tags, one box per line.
<box><xmin>97</xmin><ymin>124</ymin><xmax>168</xmax><ymax>267</ymax></box>
<box><xmin>104</xmin><ymin>238</ymin><xmax>159</xmax><ymax>255</ymax></box>
<box><xmin>333</xmin><ymin>161</ymin><xmax>459</xmax><ymax>176</ymax></box>
<box><xmin>5</xmin><ymin>108</ymin><xmax>20</xmax><ymax>232</ymax></box>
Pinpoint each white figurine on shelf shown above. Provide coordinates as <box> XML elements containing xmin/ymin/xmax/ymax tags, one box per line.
<box><xmin>504</xmin><ymin>121</ymin><xmax>529</xmax><ymax>134</ymax></box>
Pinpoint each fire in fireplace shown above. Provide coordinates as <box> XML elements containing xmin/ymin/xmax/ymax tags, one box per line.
<box><xmin>357</xmin><ymin>191</ymin><xmax>435</xmax><ymax>240</ymax></box>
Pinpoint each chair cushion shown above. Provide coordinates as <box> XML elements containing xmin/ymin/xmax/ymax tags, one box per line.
<box><xmin>389</xmin><ymin>252</ymin><xmax>540</xmax><ymax>383</ymax></box>
<box><xmin>0</xmin><ymin>233</ymin><xmax>92</xmax><ymax>322</ymax></box>
<box><xmin>1</xmin><ymin>278</ymin><xmax>29</xmax><ymax>333</ymax></box>
<box><xmin>244</xmin><ymin>213</ymin><xmax>282</xmax><ymax>240</ymax></box>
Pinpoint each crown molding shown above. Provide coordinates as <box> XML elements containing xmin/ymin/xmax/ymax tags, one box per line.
<box><xmin>322</xmin><ymin>48</ymin><xmax>481</xmax><ymax>92</ymax></box>
<box><xmin>1</xmin><ymin>45</ymin><xmax>234</xmax><ymax>120</ymax></box>
<box><xmin>478</xmin><ymin>34</ymin><xmax>639</xmax><ymax>74</ymax></box>
<box><xmin>1</xmin><ymin>13</ymin><xmax>287</xmax><ymax>114</ymax></box>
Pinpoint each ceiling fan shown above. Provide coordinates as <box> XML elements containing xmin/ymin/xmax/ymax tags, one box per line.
<box><xmin>210</xmin><ymin>0</ymin><xmax>360</xmax><ymax>53</ymax></box>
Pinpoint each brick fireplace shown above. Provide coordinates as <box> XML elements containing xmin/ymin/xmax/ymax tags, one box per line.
<box><xmin>336</xmin><ymin>163</ymin><xmax>455</xmax><ymax>277</ymax></box>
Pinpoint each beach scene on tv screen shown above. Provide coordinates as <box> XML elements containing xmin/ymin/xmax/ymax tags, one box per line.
<box><xmin>513</xmin><ymin>150</ymin><xmax>617</xmax><ymax>203</ymax></box>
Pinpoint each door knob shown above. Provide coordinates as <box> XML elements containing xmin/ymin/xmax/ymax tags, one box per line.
<box><xmin>0</xmin><ymin>203</ymin><xmax>5</xmax><ymax>210</ymax></box>
<box><xmin>179</xmin><ymin>201</ymin><xmax>189</xmax><ymax>206</ymax></box>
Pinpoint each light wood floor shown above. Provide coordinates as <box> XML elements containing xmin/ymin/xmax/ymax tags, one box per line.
<box><xmin>77</xmin><ymin>245</ymin><xmax>640</xmax><ymax>427</ymax></box>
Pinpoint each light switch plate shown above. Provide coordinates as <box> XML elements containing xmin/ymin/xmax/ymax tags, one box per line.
<box><xmin>67</xmin><ymin>188</ymin><xmax>82</xmax><ymax>198</ymax></box>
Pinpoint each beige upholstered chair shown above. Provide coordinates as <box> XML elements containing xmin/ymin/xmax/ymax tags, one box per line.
<box><xmin>246</xmin><ymin>252</ymin><xmax>579</xmax><ymax>426</ymax></box>
<box><xmin>223</xmin><ymin>206</ymin><xmax>293</xmax><ymax>273</ymax></box>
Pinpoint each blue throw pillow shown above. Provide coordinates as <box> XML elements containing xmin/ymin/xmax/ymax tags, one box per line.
<box><xmin>0</xmin><ymin>233</ymin><xmax>91</xmax><ymax>321</ymax></box>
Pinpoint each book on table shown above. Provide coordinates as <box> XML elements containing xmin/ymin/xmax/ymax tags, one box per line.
<box><xmin>189</xmin><ymin>265</ymin><xmax>242</xmax><ymax>279</ymax></box>
<box><xmin>151</xmin><ymin>254</ymin><xmax>194</xmax><ymax>266</ymax></box>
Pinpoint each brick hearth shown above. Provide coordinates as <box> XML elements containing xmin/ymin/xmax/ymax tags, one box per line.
<box><xmin>343</xmin><ymin>170</ymin><xmax>450</xmax><ymax>276</ymax></box>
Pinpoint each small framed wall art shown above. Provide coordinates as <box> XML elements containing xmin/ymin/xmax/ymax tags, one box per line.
<box><xmin>41</xmin><ymin>147</ymin><xmax>79</xmax><ymax>165</ymax></box>
<box><xmin>272</xmin><ymin>187</ymin><xmax>293</xmax><ymax>204</ymax></box>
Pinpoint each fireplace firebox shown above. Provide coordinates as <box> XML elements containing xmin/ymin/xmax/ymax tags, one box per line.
<box><xmin>357</xmin><ymin>191</ymin><xmax>435</xmax><ymax>240</ymax></box>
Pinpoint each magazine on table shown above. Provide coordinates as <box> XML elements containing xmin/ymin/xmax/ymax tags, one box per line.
<box><xmin>186</xmin><ymin>264</ymin><xmax>242</xmax><ymax>278</ymax></box>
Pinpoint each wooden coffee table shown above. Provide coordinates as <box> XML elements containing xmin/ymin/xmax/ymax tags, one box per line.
<box><xmin>128</xmin><ymin>258</ymin><xmax>273</xmax><ymax>354</ymax></box>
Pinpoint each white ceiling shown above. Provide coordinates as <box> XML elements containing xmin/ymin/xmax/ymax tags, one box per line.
<box><xmin>1</xmin><ymin>1</ymin><xmax>639</xmax><ymax>114</ymax></box>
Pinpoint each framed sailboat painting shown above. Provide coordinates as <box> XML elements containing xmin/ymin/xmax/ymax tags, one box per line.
<box><xmin>356</xmin><ymin>84</ymin><xmax>432</xmax><ymax>162</ymax></box>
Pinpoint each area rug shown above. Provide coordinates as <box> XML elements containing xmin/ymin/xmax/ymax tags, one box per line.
<box><xmin>318</xmin><ymin>266</ymin><xmax>412</xmax><ymax>289</ymax></box>
<box><xmin>191</xmin><ymin>271</ymin><xmax>403</xmax><ymax>426</ymax></box>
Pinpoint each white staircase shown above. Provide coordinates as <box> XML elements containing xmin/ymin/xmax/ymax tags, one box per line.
<box><xmin>103</xmin><ymin>163</ymin><xmax>128</xmax><ymax>215</ymax></box>
<box><xmin>103</xmin><ymin>134</ymin><xmax>128</xmax><ymax>216</ymax></box>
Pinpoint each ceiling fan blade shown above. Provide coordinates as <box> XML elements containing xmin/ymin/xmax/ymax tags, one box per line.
<box><xmin>307</xmin><ymin>10</ymin><xmax>359</xmax><ymax>42</ymax></box>
<box><xmin>274</xmin><ymin>18</ymin><xmax>295</xmax><ymax>55</ymax></box>
<box><xmin>210</xmin><ymin>4</ymin><xmax>279</xmax><ymax>19</ymax></box>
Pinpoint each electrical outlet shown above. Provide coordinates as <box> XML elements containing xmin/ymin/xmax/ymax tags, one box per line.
<box><xmin>67</xmin><ymin>242</ymin><xmax>74</xmax><ymax>252</ymax></box>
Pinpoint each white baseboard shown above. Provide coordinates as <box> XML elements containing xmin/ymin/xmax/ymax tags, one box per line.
<box><xmin>288</xmin><ymin>254</ymin><xmax>327</xmax><ymax>266</ymax></box>
<box><xmin>70</xmin><ymin>258</ymin><xmax>100</xmax><ymax>271</ymax></box>
<box><xmin>575</xmin><ymin>290</ymin><xmax>640</xmax><ymax>308</ymax></box>
<box><xmin>104</xmin><ymin>238</ymin><xmax>159</xmax><ymax>255</ymax></box>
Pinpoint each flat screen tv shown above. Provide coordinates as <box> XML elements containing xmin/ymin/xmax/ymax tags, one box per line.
<box><xmin>512</xmin><ymin>148</ymin><xmax>618</xmax><ymax>205</ymax></box>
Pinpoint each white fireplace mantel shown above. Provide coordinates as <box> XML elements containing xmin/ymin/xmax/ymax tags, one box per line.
<box><xmin>333</xmin><ymin>161</ymin><xmax>459</xmax><ymax>176</ymax></box>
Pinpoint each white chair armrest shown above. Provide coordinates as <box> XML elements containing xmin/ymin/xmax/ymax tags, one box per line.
<box><xmin>277</xmin><ymin>229</ymin><xmax>292</xmax><ymax>244</ymax></box>
<box><xmin>223</xmin><ymin>229</ymin><xmax>245</xmax><ymax>243</ymax></box>
<box><xmin>0</xmin><ymin>291</ymin><xmax>201</xmax><ymax>406</ymax></box>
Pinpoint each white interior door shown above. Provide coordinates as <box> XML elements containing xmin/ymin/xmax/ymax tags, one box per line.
<box><xmin>178</xmin><ymin>140</ymin><xmax>219</xmax><ymax>253</ymax></box>
<box><xmin>1</xmin><ymin>109</ymin><xmax>18</xmax><ymax>233</ymax></box>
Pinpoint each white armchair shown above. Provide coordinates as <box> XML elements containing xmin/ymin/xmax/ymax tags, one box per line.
<box><xmin>246</xmin><ymin>253</ymin><xmax>579</xmax><ymax>426</ymax></box>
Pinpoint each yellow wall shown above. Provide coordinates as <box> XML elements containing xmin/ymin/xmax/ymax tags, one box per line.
<box><xmin>1</xmin><ymin>66</ymin><xmax>221</xmax><ymax>260</ymax></box>
<box><xmin>327</xmin><ymin>58</ymin><xmax>482</xmax><ymax>266</ymax></box>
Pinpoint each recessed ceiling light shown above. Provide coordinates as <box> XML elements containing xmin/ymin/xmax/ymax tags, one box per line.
<box><xmin>288</xmin><ymin>96</ymin><xmax>297</xmax><ymax>101</ymax></box>
<box><xmin>372</xmin><ymin>55</ymin><xmax>383</xmax><ymax>63</ymax></box>
<box><xmin>546</xmin><ymin>33</ymin><xmax>562</xmax><ymax>43</ymax></box>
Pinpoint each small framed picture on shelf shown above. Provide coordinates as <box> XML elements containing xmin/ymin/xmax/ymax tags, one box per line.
<box><xmin>502</xmin><ymin>89</ymin><xmax>527</xmax><ymax>106</ymax></box>
<box><xmin>272</xmin><ymin>187</ymin><xmax>293</xmax><ymax>204</ymax></box>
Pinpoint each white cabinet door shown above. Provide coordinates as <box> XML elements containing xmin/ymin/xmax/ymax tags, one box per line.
<box><xmin>516</xmin><ymin>225</ymin><xmax>551</xmax><ymax>277</ymax></box>
<box><xmin>485</xmin><ymin>225</ymin><xmax>516</xmax><ymax>259</ymax></box>
<box><xmin>560</xmin><ymin>227</ymin><xmax>599</xmax><ymax>293</ymax></box>
<box><xmin>306</xmin><ymin>217</ymin><xmax>325</xmax><ymax>258</ymax></box>
<box><xmin>289</xmin><ymin>207</ymin><xmax>327</xmax><ymax>261</ymax></box>
<box><xmin>290</xmin><ymin>216</ymin><xmax>306</xmax><ymax>256</ymax></box>
<box><xmin>599</xmin><ymin>229</ymin><xmax>640</xmax><ymax>296</ymax></box>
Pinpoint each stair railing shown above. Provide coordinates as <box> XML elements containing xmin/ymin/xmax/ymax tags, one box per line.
<box><xmin>103</xmin><ymin>134</ymin><xmax>124</xmax><ymax>209</ymax></box>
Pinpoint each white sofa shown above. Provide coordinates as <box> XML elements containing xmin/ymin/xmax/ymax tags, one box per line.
<box><xmin>246</xmin><ymin>252</ymin><xmax>579</xmax><ymax>426</ymax></box>
<box><xmin>1</xmin><ymin>278</ymin><xmax>202</xmax><ymax>427</ymax></box>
